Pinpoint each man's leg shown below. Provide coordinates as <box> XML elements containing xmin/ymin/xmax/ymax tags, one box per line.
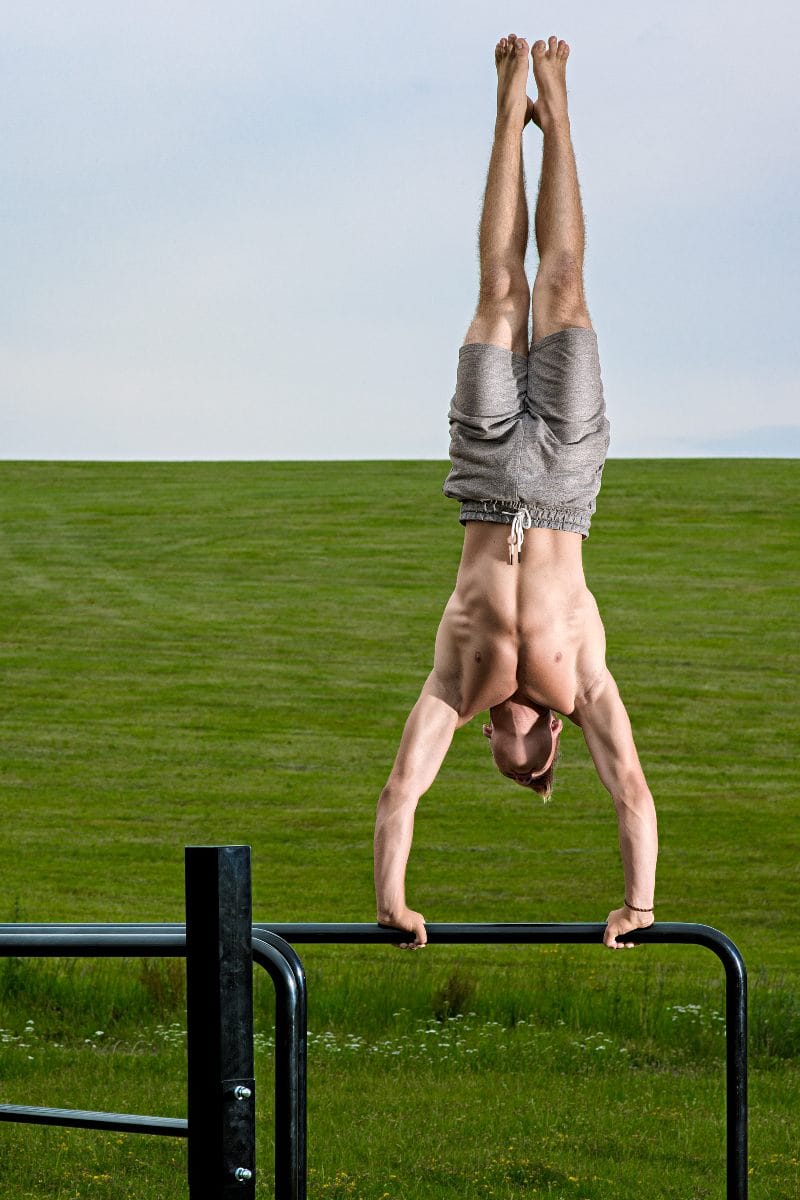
<box><xmin>463</xmin><ymin>34</ymin><xmax>532</xmax><ymax>358</ymax></box>
<box><xmin>529</xmin><ymin>37</ymin><xmax>593</xmax><ymax>345</ymax></box>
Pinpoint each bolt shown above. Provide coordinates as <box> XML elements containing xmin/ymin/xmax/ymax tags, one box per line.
<box><xmin>233</xmin><ymin>1085</ymin><xmax>252</xmax><ymax>1101</ymax></box>
<box><xmin>234</xmin><ymin>1167</ymin><xmax>253</xmax><ymax>1183</ymax></box>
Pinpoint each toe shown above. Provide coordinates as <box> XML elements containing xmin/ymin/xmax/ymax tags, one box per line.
<box><xmin>532</xmin><ymin>40</ymin><xmax>546</xmax><ymax>56</ymax></box>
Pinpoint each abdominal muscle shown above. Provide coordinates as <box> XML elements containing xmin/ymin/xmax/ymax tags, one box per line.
<box><xmin>433</xmin><ymin>523</ymin><xmax>605</xmax><ymax>720</ymax></box>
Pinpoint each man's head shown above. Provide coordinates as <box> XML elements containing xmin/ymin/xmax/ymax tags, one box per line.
<box><xmin>482</xmin><ymin>699</ymin><xmax>563</xmax><ymax>800</ymax></box>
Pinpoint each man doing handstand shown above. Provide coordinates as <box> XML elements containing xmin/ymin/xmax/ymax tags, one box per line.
<box><xmin>373</xmin><ymin>33</ymin><xmax>659</xmax><ymax>952</ymax></box>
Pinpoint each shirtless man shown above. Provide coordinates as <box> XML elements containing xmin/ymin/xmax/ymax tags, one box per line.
<box><xmin>374</xmin><ymin>33</ymin><xmax>659</xmax><ymax>952</ymax></box>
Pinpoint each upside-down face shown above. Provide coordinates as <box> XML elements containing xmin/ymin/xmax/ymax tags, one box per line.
<box><xmin>483</xmin><ymin>712</ymin><xmax>563</xmax><ymax>790</ymax></box>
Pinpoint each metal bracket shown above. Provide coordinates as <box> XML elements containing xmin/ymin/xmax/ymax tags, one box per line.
<box><xmin>222</xmin><ymin>1078</ymin><xmax>255</xmax><ymax>1194</ymax></box>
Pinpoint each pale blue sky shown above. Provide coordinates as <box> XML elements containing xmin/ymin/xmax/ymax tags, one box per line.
<box><xmin>2</xmin><ymin>1</ymin><xmax>798</xmax><ymax>459</ymax></box>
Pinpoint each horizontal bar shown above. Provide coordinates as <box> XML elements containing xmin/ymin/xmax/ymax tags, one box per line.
<box><xmin>0</xmin><ymin>1104</ymin><xmax>187</xmax><ymax>1137</ymax></box>
<box><xmin>0</xmin><ymin>921</ymin><xmax>745</xmax><ymax>969</ymax></box>
<box><xmin>0</xmin><ymin>924</ymin><xmax>185</xmax><ymax>933</ymax></box>
<box><xmin>0</xmin><ymin>934</ymin><xmax>185</xmax><ymax>957</ymax></box>
<box><xmin>252</xmin><ymin>921</ymin><xmax>739</xmax><ymax>956</ymax></box>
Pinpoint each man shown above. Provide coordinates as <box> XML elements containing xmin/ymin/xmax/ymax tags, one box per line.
<box><xmin>373</xmin><ymin>33</ymin><xmax>659</xmax><ymax>952</ymax></box>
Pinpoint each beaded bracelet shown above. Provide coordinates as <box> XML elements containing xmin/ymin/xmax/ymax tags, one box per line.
<box><xmin>624</xmin><ymin>899</ymin><xmax>654</xmax><ymax>911</ymax></box>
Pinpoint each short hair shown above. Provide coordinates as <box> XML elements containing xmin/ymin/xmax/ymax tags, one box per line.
<box><xmin>525</xmin><ymin>741</ymin><xmax>562</xmax><ymax>803</ymax></box>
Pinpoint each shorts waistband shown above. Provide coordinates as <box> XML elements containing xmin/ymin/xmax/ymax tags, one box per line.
<box><xmin>459</xmin><ymin>499</ymin><xmax>591</xmax><ymax>538</ymax></box>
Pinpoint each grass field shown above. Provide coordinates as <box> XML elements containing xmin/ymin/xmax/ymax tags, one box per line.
<box><xmin>0</xmin><ymin>459</ymin><xmax>798</xmax><ymax>1198</ymax></box>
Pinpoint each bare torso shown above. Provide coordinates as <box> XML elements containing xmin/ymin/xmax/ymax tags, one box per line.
<box><xmin>433</xmin><ymin>522</ymin><xmax>607</xmax><ymax>722</ymax></box>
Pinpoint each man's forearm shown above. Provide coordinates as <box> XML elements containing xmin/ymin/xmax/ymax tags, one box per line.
<box><xmin>373</xmin><ymin>687</ymin><xmax>460</xmax><ymax>922</ymax></box>
<box><xmin>374</xmin><ymin>787</ymin><xmax>417</xmax><ymax>921</ymax></box>
<box><xmin>615</xmin><ymin>791</ymin><xmax>658</xmax><ymax>907</ymax></box>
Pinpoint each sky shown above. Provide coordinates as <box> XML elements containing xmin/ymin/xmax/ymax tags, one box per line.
<box><xmin>2</xmin><ymin>0</ymin><xmax>798</xmax><ymax>460</ymax></box>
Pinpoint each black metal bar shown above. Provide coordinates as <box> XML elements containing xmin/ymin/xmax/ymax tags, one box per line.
<box><xmin>0</xmin><ymin>1105</ymin><xmax>187</xmax><ymax>1137</ymax></box>
<box><xmin>719</xmin><ymin>935</ymin><xmax>748</xmax><ymax>1200</ymax></box>
<box><xmin>249</xmin><ymin>934</ymin><xmax>307</xmax><ymax>1200</ymax></box>
<box><xmin>0</xmin><ymin>923</ymin><xmax>185</xmax><ymax>934</ymax></box>
<box><xmin>252</xmin><ymin>933</ymin><xmax>307</xmax><ymax>1200</ymax></box>
<box><xmin>254</xmin><ymin>920</ymin><xmax>748</xmax><ymax>1200</ymax></box>
<box><xmin>185</xmin><ymin>846</ymin><xmax>255</xmax><ymax>1199</ymax></box>
<box><xmin>0</xmin><ymin>933</ymin><xmax>185</xmax><ymax>956</ymax></box>
<box><xmin>252</xmin><ymin>919</ymin><xmax>728</xmax><ymax>947</ymax></box>
<box><xmin>0</xmin><ymin>933</ymin><xmax>189</xmax><ymax>1141</ymax></box>
<box><xmin>0</xmin><ymin>922</ymin><xmax>308</xmax><ymax>1200</ymax></box>
<box><xmin>0</xmin><ymin>906</ymin><xmax>747</xmax><ymax>1198</ymax></box>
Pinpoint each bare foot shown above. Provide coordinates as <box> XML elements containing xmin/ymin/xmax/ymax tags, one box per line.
<box><xmin>530</xmin><ymin>35</ymin><xmax>570</xmax><ymax>131</ymax></box>
<box><xmin>494</xmin><ymin>33</ymin><xmax>530</xmax><ymax>130</ymax></box>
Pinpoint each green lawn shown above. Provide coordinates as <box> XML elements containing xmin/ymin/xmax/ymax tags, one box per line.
<box><xmin>0</xmin><ymin>459</ymin><xmax>798</xmax><ymax>1198</ymax></box>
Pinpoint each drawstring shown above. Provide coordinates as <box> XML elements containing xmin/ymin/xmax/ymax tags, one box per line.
<box><xmin>503</xmin><ymin>507</ymin><xmax>532</xmax><ymax>565</ymax></box>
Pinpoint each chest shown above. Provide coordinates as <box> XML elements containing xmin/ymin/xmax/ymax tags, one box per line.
<box><xmin>458</xmin><ymin>623</ymin><xmax>581</xmax><ymax>717</ymax></box>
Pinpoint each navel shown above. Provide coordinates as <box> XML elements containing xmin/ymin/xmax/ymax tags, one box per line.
<box><xmin>554</xmin><ymin>652</ymin><xmax>563</xmax><ymax>663</ymax></box>
<box><xmin>474</xmin><ymin>651</ymin><xmax>482</xmax><ymax>663</ymax></box>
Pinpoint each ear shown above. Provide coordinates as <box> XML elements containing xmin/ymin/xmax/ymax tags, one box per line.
<box><xmin>482</xmin><ymin>723</ymin><xmax>493</xmax><ymax>739</ymax></box>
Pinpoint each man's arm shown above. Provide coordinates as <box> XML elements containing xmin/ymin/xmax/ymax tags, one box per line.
<box><xmin>374</xmin><ymin>672</ymin><xmax>463</xmax><ymax>947</ymax></box>
<box><xmin>572</xmin><ymin>668</ymin><xmax>659</xmax><ymax>946</ymax></box>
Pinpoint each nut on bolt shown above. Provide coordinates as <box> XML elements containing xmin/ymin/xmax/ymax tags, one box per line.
<box><xmin>233</xmin><ymin>1085</ymin><xmax>252</xmax><ymax>1101</ymax></box>
<box><xmin>234</xmin><ymin>1166</ymin><xmax>253</xmax><ymax>1183</ymax></box>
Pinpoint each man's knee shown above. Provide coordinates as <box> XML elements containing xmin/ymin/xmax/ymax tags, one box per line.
<box><xmin>477</xmin><ymin>265</ymin><xmax>530</xmax><ymax>309</ymax></box>
<box><xmin>535</xmin><ymin>251</ymin><xmax>584</xmax><ymax>297</ymax></box>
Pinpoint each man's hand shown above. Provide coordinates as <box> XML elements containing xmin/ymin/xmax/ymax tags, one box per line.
<box><xmin>603</xmin><ymin>905</ymin><xmax>654</xmax><ymax>950</ymax></box>
<box><xmin>378</xmin><ymin>906</ymin><xmax>428</xmax><ymax>950</ymax></box>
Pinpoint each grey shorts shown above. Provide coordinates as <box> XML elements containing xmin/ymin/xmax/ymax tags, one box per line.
<box><xmin>442</xmin><ymin>326</ymin><xmax>610</xmax><ymax>537</ymax></box>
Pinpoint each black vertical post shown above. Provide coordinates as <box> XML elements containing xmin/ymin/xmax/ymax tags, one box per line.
<box><xmin>186</xmin><ymin>846</ymin><xmax>255</xmax><ymax>1199</ymax></box>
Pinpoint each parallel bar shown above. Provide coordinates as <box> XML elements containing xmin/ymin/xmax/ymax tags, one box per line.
<box><xmin>0</xmin><ymin>924</ymin><xmax>185</xmax><ymax>932</ymax></box>
<box><xmin>0</xmin><ymin>920</ymin><xmax>308</xmax><ymax>1198</ymax></box>
<box><xmin>253</xmin><ymin>920</ymin><xmax>726</xmax><ymax>946</ymax></box>
<box><xmin>0</xmin><ymin>910</ymin><xmax>747</xmax><ymax>1200</ymax></box>
<box><xmin>0</xmin><ymin>920</ymin><xmax>308</xmax><ymax>1200</ymax></box>
<box><xmin>0</xmin><ymin>933</ymin><xmax>185</xmax><ymax>956</ymax></box>
<box><xmin>254</xmin><ymin>920</ymin><xmax>748</xmax><ymax>1200</ymax></box>
<box><xmin>185</xmin><ymin>846</ymin><xmax>255</xmax><ymax>1200</ymax></box>
<box><xmin>0</xmin><ymin>933</ymin><xmax>188</xmax><ymax>1142</ymax></box>
<box><xmin>0</xmin><ymin>1105</ymin><xmax>187</xmax><ymax>1137</ymax></box>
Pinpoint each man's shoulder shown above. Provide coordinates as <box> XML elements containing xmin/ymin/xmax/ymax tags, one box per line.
<box><xmin>571</xmin><ymin>665</ymin><xmax>614</xmax><ymax>723</ymax></box>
